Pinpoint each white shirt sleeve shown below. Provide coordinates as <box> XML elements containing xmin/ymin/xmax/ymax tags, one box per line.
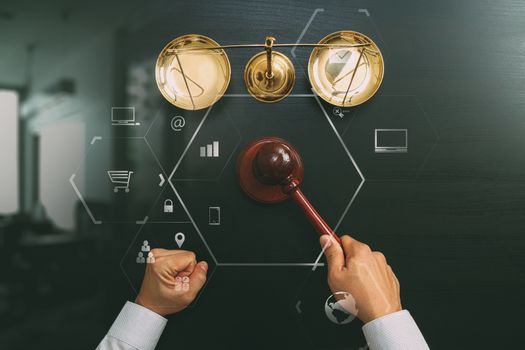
<box><xmin>362</xmin><ymin>310</ymin><xmax>429</xmax><ymax>350</ymax></box>
<box><xmin>96</xmin><ymin>301</ymin><xmax>167</xmax><ymax>350</ymax></box>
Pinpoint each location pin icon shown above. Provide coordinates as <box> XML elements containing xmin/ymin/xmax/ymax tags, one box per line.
<box><xmin>175</xmin><ymin>232</ymin><xmax>185</xmax><ymax>248</ymax></box>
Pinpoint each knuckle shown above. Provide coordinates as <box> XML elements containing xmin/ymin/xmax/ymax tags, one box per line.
<box><xmin>373</xmin><ymin>251</ymin><xmax>386</xmax><ymax>261</ymax></box>
<box><xmin>341</xmin><ymin>235</ymin><xmax>353</xmax><ymax>245</ymax></box>
<box><xmin>356</xmin><ymin>243</ymin><xmax>371</xmax><ymax>255</ymax></box>
<box><xmin>341</xmin><ymin>236</ymin><xmax>352</xmax><ymax>248</ymax></box>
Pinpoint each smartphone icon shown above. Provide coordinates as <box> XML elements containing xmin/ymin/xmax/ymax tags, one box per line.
<box><xmin>209</xmin><ymin>207</ymin><xmax>220</xmax><ymax>226</ymax></box>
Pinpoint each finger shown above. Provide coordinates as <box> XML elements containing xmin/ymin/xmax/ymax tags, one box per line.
<box><xmin>187</xmin><ymin>261</ymin><xmax>208</xmax><ymax>296</ymax></box>
<box><xmin>341</xmin><ymin>235</ymin><xmax>354</xmax><ymax>257</ymax></box>
<box><xmin>343</xmin><ymin>235</ymin><xmax>371</xmax><ymax>258</ymax></box>
<box><xmin>340</xmin><ymin>235</ymin><xmax>366</xmax><ymax>265</ymax></box>
<box><xmin>153</xmin><ymin>249</ymin><xmax>197</xmax><ymax>274</ymax></box>
<box><xmin>320</xmin><ymin>235</ymin><xmax>345</xmax><ymax>271</ymax></box>
<box><xmin>149</xmin><ymin>248</ymin><xmax>188</xmax><ymax>259</ymax></box>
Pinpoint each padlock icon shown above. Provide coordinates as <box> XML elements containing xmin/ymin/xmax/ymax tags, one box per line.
<box><xmin>163</xmin><ymin>199</ymin><xmax>174</xmax><ymax>213</ymax></box>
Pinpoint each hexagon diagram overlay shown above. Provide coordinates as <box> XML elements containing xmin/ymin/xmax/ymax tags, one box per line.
<box><xmin>167</xmin><ymin>95</ymin><xmax>365</xmax><ymax>265</ymax></box>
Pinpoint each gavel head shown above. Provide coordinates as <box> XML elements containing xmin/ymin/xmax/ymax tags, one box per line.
<box><xmin>252</xmin><ymin>142</ymin><xmax>295</xmax><ymax>185</ymax></box>
<box><xmin>237</xmin><ymin>136</ymin><xmax>304</xmax><ymax>204</ymax></box>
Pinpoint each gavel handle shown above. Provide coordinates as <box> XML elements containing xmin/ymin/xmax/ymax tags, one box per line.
<box><xmin>289</xmin><ymin>187</ymin><xmax>342</xmax><ymax>245</ymax></box>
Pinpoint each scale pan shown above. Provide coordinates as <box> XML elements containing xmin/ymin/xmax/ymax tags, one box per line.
<box><xmin>155</xmin><ymin>34</ymin><xmax>231</xmax><ymax>110</ymax></box>
<box><xmin>308</xmin><ymin>31</ymin><xmax>384</xmax><ymax>107</ymax></box>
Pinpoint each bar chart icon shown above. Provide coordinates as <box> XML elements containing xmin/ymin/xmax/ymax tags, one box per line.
<box><xmin>200</xmin><ymin>141</ymin><xmax>220</xmax><ymax>158</ymax></box>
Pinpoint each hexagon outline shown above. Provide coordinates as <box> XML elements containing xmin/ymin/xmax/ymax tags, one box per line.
<box><xmin>348</xmin><ymin>94</ymin><xmax>440</xmax><ymax>182</ymax></box>
<box><xmin>118</xmin><ymin>220</ymin><xmax>218</xmax><ymax>308</ymax></box>
<box><xmin>167</xmin><ymin>94</ymin><xmax>365</xmax><ymax>267</ymax></box>
<box><xmin>133</xmin><ymin>184</ymin><xmax>193</xmax><ymax>225</ymax></box>
<box><xmin>412</xmin><ymin>95</ymin><xmax>440</xmax><ymax>180</ymax></box>
<box><xmin>289</xmin><ymin>7</ymin><xmax>390</xmax><ymax>61</ymax></box>
<box><xmin>70</xmin><ymin>135</ymin><xmax>170</xmax><ymax>224</ymax></box>
<box><xmin>166</xmin><ymin>108</ymin><xmax>242</xmax><ymax>182</ymax></box>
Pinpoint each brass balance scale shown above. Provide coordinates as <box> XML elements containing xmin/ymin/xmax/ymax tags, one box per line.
<box><xmin>155</xmin><ymin>30</ymin><xmax>384</xmax><ymax>110</ymax></box>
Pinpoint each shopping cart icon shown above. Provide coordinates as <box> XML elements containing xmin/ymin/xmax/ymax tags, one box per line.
<box><xmin>107</xmin><ymin>170</ymin><xmax>133</xmax><ymax>193</ymax></box>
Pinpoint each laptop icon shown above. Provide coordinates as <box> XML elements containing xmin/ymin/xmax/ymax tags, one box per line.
<box><xmin>111</xmin><ymin>107</ymin><xmax>140</xmax><ymax>126</ymax></box>
<box><xmin>374</xmin><ymin>129</ymin><xmax>408</xmax><ymax>153</ymax></box>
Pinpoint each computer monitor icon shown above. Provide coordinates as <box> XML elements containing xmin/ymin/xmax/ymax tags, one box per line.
<box><xmin>111</xmin><ymin>107</ymin><xmax>140</xmax><ymax>126</ymax></box>
<box><xmin>374</xmin><ymin>129</ymin><xmax>408</xmax><ymax>153</ymax></box>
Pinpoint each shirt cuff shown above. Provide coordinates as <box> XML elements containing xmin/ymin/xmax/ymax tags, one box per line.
<box><xmin>362</xmin><ymin>310</ymin><xmax>429</xmax><ymax>350</ymax></box>
<box><xmin>107</xmin><ymin>301</ymin><xmax>167</xmax><ymax>350</ymax></box>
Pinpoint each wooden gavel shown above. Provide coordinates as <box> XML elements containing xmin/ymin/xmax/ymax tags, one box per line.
<box><xmin>237</xmin><ymin>136</ymin><xmax>342</xmax><ymax>245</ymax></box>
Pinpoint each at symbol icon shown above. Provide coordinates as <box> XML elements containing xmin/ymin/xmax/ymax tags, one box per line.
<box><xmin>171</xmin><ymin>116</ymin><xmax>186</xmax><ymax>131</ymax></box>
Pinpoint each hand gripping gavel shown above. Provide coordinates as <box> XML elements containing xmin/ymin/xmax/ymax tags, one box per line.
<box><xmin>237</xmin><ymin>136</ymin><xmax>342</xmax><ymax>245</ymax></box>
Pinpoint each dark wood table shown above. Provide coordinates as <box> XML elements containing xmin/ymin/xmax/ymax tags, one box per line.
<box><xmin>114</xmin><ymin>0</ymin><xmax>525</xmax><ymax>348</ymax></box>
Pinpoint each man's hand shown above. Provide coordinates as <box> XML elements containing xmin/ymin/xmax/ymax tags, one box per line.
<box><xmin>135</xmin><ymin>248</ymin><xmax>208</xmax><ymax>316</ymax></box>
<box><xmin>320</xmin><ymin>235</ymin><xmax>401</xmax><ymax>324</ymax></box>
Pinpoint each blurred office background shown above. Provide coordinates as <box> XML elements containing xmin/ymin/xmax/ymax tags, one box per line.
<box><xmin>0</xmin><ymin>1</ymin><xmax>174</xmax><ymax>348</ymax></box>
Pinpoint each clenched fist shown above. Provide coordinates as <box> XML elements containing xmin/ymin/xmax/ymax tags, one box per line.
<box><xmin>135</xmin><ymin>248</ymin><xmax>208</xmax><ymax>316</ymax></box>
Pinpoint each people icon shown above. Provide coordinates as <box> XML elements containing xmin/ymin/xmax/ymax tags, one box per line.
<box><xmin>141</xmin><ymin>240</ymin><xmax>151</xmax><ymax>252</ymax></box>
<box><xmin>146</xmin><ymin>251</ymin><xmax>155</xmax><ymax>264</ymax></box>
<box><xmin>175</xmin><ymin>276</ymin><xmax>190</xmax><ymax>291</ymax></box>
<box><xmin>136</xmin><ymin>251</ymin><xmax>145</xmax><ymax>264</ymax></box>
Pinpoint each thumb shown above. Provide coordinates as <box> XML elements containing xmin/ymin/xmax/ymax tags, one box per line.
<box><xmin>187</xmin><ymin>261</ymin><xmax>208</xmax><ymax>297</ymax></box>
<box><xmin>320</xmin><ymin>235</ymin><xmax>345</xmax><ymax>272</ymax></box>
